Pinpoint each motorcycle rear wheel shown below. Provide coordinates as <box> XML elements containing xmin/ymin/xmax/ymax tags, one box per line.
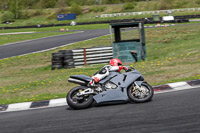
<box><xmin>127</xmin><ymin>82</ymin><xmax>154</xmax><ymax>103</ymax></box>
<box><xmin>66</xmin><ymin>86</ymin><xmax>94</xmax><ymax>109</ymax></box>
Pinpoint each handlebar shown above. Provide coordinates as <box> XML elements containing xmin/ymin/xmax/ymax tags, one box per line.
<box><xmin>126</xmin><ymin>66</ymin><xmax>135</xmax><ymax>70</ymax></box>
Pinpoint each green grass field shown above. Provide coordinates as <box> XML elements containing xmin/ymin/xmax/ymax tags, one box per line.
<box><xmin>0</xmin><ymin>23</ymin><xmax>200</xmax><ymax>105</ymax></box>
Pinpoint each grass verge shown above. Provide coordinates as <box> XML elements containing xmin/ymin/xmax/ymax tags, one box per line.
<box><xmin>0</xmin><ymin>32</ymin><xmax>75</xmax><ymax>46</ymax></box>
<box><xmin>0</xmin><ymin>24</ymin><xmax>200</xmax><ymax>105</ymax></box>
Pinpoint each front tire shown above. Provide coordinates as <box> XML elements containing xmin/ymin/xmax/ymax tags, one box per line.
<box><xmin>127</xmin><ymin>82</ymin><xmax>154</xmax><ymax>103</ymax></box>
<box><xmin>67</xmin><ymin>86</ymin><xmax>94</xmax><ymax>109</ymax></box>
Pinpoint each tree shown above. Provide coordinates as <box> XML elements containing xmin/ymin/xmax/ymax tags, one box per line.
<box><xmin>23</xmin><ymin>0</ymin><xmax>36</xmax><ymax>9</ymax></box>
<box><xmin>56</xmin><ymin>0</ymin><xmax>68</xmax><ymax>14</ymax></box>
<box><xmin>57</xmin><ymin>0</ymin><xmax>66</xmax><ymax>8</ymax></box>
<box><xmin>0</xmin><ymin>0</ymin><xmax>9</xmax><ymax>10</ymax></box>
<box><xmin>1</xmin><ymin>11</ymin><xmax>15</xmax><ymax>23</ymax></box>
<box><xmin>41</xmin><ymin>0</ymin><xmax>56</xmax><ymax>8</ymax></box>
<box><xmin>8</xmin><ymin>0</ymin><xmax>24</xmax><ymax>19</ymax></box>
<box><xmin>102</xmin><ymin>0</ymin><xmax>121</xmax><ymax>4</ymax></box>
<box><xmin>122</xmin><ymin>2</ymin><xmax>137</xmax><ymax>11</ymax></box>
<box><xmin>70</xmin><ymin>3</ymin><xmax>82</xmax><ymax>15</ymax></box>
<box><xmin>158</xmin><ymin>0</ymin><xmax>172</xmax><ymax>10</ymax></box>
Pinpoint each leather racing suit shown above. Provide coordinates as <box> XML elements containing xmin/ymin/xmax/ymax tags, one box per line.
<box><xmin>89</xmin><ymin>65</ymin><xmax>128</xmax><ymax>86</ymax></box>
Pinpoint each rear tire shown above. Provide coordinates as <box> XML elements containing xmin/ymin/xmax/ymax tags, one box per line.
<box><xmin>127</xmin><ymin>82</ymin><xmax>154</xmax><ymax>103</ymax></box>
<box><xmin>67</xmin><ymin>86</ymin><xmax>94</xmax><ymax>109</ymax></box>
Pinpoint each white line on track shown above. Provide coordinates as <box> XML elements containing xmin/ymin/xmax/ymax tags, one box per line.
<box><xmin>154</xmin><ymin>86</ymin><xmax>198</xmax><ymax>94</ymax></box>
<box><xmin>0</xmin><ymin>31</ymin><xmax>84</xmax><ymax>47</ymax></box>
<box><xmin>0</xmin><ymin>32</ymin><xmax>36</xmax><ymax>35</ymax></box>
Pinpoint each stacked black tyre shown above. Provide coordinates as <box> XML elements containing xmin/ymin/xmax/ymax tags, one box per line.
<box><xmin>52</xmin><ymin>52</ymin><xmax>64</xmax><ymax>70</ymax></box>
<box><xmin>51</xmin><ymin>50</ymin><xmax>74</xmax><ymax>70</ymax></box>
<box><xmin>63</xmin><ymin>50</ymin><xmax>75</xmax><ymax>69</ymax></box>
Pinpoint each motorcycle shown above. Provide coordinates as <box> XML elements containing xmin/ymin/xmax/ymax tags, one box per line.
<box><xmin>67</xmin><ymin>66</ymin><xmax>154</xmax><ymax>109</ymax></box>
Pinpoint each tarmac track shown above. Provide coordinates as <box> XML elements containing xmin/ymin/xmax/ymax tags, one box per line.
<box><xmin>0</xmin><ymin>29</ymin><xmax>109</xmax><ymax>59</ymax></box>
<box><xmin>0</xmin><ymin>87</ymin><xmax>200</xmax><ymax>133</ymax></box>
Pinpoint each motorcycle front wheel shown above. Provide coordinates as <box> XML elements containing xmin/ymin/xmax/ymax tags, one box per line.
<box><xmin>127</xmin><ymin>82</ymin><xmax>154</xmax><ymax>103</ymax></box>
<box><xmin>66</xmin><ymin>86</ymin><xmax>94</xmax><ymax>109</ymax></box>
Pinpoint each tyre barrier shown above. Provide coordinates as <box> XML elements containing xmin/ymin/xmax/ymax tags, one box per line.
<box><xmin>51</xmin><ymin>50</ymin><xmax>75</xmax><ymax>70</ymax></box>
<box><xmin>51</xmin><ymin>46</ymin><xmax>113</xmax><ymax>70</ymax></box>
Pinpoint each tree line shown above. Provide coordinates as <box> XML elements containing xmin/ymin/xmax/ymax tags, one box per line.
<box><xmin>1</xmin><ymin>0</ymin><xmax>197</xmax><ymax>23</ymax></box>
<box><xmin>0</xmin><ymin>0</ymin><xmax>148</xmax><ymax>21</ymax></box>
<box><xmin>0</xmin><ymin>0</ymin><xmax>148</xmax><ymax>10</ymax></box>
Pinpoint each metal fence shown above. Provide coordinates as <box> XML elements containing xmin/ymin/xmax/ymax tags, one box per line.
<box><xmin>73</xmin><ymin>46</ymin><xmax>113</xmax><ymax>66</ymax></box>
<box><xmin>100</xmin><ymin>7</ymin><xmax>200</xmax><ymax>18</ymax></box>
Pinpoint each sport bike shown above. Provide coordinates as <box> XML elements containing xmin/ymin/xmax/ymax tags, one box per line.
<box><xmin>67</xmin><ymin>66</ymin><xmax>154</xmax><ymax>109</ymax></box>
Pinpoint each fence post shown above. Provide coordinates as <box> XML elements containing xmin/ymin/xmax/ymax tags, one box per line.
<box><xmin>83</xmin><ymin>48</ymin><xmax>87</xmax><ymax>65</ymax></box>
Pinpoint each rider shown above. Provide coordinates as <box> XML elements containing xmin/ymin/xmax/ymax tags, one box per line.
<box><xmin>89</xmin><ymin>58</ymin><xmax>129</xmax><ymax>86</ymax></box>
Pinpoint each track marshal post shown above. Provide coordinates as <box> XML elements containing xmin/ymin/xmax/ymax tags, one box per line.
<box><xmin>110</xmin><ymin>22</ymin><xmax>146</xmax><ymax>63</ymax></box>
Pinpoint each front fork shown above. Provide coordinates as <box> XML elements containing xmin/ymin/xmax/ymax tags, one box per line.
<box><xmin>132</xmin><ymin>81</ymin><xmax>145</xmax><ymax>92</ymax></box>
<box><xmin>134</xmin><ymin>82</ymin><xmax>141</xmax><ymax>90</ymax></box>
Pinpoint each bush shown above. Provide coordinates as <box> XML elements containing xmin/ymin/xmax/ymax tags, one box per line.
<box><xmin>19</xmin><ymin>10</ymin><xmax>30</xmax><ymax>19</ymax></box>
<box><xmin>1</xmin><ymin>11</ymin><xmax>15</xmax><ymax>23</ymax></box>
<box><xmin>122</xmin><ymin>2</ymin><xmax>137</xmax><ymax>11</ymax></box>
<box><xmin>41</xmin><ymin>0</ymin><xmax>56</xmax><ymax>8</ymax></box>
<box><xmin>46</xmin><ymin>13</ymin><xmax>56</xmax><ymax>20</ymax></box>
<box><xmin>70</xmin><ymin>3</ymin><xmax>82</xmax><ymax>15</ymax></box>
<box><xmin>173</xmin><ymin>0</ymin><xmax>189</xmax><ymax>8</ymax></box>
<box><xmin>158</xmin><ymin>0</ymin><xmax>171</xmax><ymax>10</ymax></box>
<box><xmin>90</xmin><ymin>6</ymin><xmax>106</xmax><ymax>13</ymax></box>
<box><xmin>32</xmin><ymin>10</ymin><xmax>43</xmax><ymax>17</ymax></box>
<box><xmin>56</xmin><ymin>8</ymin><xmax>67</xmax><ymax>14</ymax></box>
<box><xmin>196</xmin><ymin>0</ymin><xmax>200</xmax><ymax>4</ymax></box>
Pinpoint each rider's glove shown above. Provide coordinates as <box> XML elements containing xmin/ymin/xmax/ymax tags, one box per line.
<box><xmin>123</xmin><ymin>66</ymin><xmax>128</xmax><ymax>71</ymax></box>
<box><xmin>124</xmin><ymin>66</ymin><xmax>131</xmax><ymax>72</ymax></box>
